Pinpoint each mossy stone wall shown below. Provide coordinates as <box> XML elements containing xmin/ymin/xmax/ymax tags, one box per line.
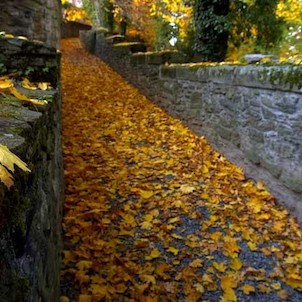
<box><xmin>0</xmin><ymin>38</ymin><xmax>63</xmax><ymax>302</ymax></box>
<box><xmin>0</xmin><ymin>0</ymin><xmax>61</xmax><ymax>48</ymax></box>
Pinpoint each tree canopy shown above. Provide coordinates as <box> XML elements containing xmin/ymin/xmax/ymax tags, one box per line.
<box><xmin>62</xmin><ymin>0</ymin><xmax>302</xmax><ymax>61</ymax></box>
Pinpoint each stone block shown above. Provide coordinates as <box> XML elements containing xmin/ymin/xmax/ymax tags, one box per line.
<box><xmin>160</xmin><ymin>66</ymin><xmax>176</xmax><ymax>79</ymax></box>
<box><xmin>260</xmin><ymin>154</ymin><xmax>282</xmax><ymax>178</ymax></box>
<box><xmin>190</xmin><ymin>92</ymin><xmax>202</xmax><ymax>109</ymax></box>
<box><xmin>280</xmin><ymin>165</ymin><xmax>302</xmax><ymax>193</ymax></box>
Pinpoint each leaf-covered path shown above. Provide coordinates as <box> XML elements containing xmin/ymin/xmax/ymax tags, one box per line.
<box><xmin>60</xmin><ymin>38</ymin><xmax>302</xmax><ymax>302</ymax></box>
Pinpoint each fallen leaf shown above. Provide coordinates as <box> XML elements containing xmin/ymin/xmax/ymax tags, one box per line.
<box><xmin>180</xmin><ymin>185</ymin><xmax>195</xmax><ymax>194</ymax></box>
<box><xmin>193</xmin><ymin>283</ymin><xmax>205</xmax><ymax>293</ymax></box>
<box><xmin>139</xmin><ymin>190</ymin><xmax>154</xmax><ymax>199</ymax></box>
<box><xmin>0</xmin><ymin>165</ymin><xmax>14</xmax><ymax>188</ymax></box>
<box><xmin>167</xmin><ymin>246</ymin><xmax>179</xmax><ymax>255</ymax></box>
<box><xmin>241</xmin><ymin>284</ymin><xmax>255</xmax><ymax>294</ymax></box>
<box><xmin>230</xmin><ymin>258</ymin><xmax>242</xmax><ymax>271</ymax></box>
<box><xmin>78</xmin><ymin>294</ymin><xmax>92</xmax><ymax>302</ymax></box>
<box><xmin>22</xmin><ymin>78</ymin><xmax>37</xmax><ymax>90</ymax></box>
<box><xmin>76</xmin><ymin>260</ymin><xmax>92</xmax><ymax>271</ymax></box>
<box><xmin>213</xmin><ymin>261</ymin><xmax>226</xmax><ymax>272</ymax></box>
<box><xmin>145</xmin><ymin>249</ymin><xmax>161</xmax><ymax>260</ymax></box>
<box><xmin>189</xmin><ymin>259</ymin><xmax>203</xmax><ymax>268</ymax></box>
<box><xmin>140</xmin><ymin>274</ymin><xmax>156</xmax><ymax>285</ymax></box>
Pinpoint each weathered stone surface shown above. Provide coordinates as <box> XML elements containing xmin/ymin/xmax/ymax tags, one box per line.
<box><xmin>0</xmin><ymin>36</ymin><xmax>60</xmax><ymax>87</ymax></box>
<box><xmin>0</xmin><ymin>39</ymin><xmax>63</xmax><ymax>302</ymax></box>
<box><xmin>0</xmin><ymin>0</ymin><xmax>61</xmax><ymax>48</ymax></box>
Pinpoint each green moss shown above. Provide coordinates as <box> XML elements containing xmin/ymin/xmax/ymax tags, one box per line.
<box><xmin>259</xmin><ymin>65</ymin><xmax>302</xmax><ymax>89</ymax></box>
<box><xmin>11</xmin><ymin>196</ymin><xmax>31</xmax><ymax>238</ymax></box>
<box><xmin>15</xmin><ymin>276</ymin><xmax>30</xmax><ymax>301</ymax></box>
<box><xmin>7</xmin><ymin>127</ymin><xmax>23</xmax><ymax>135</ymax></box>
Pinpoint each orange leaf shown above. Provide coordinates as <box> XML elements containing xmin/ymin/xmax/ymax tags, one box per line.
<box><xmin>189</xmin><ymin>259</ymin><xmax>203</xmax><ymax>268</ymax></box>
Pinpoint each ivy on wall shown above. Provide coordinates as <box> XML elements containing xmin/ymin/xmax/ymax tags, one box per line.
<box><xmin>193</xmin><ymin>0</ymin><xmax>230</xmax><ymax>62</ymax></box>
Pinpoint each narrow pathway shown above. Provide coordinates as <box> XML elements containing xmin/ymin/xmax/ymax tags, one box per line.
<box><xmin>60</xmin><ymin>38</ymin><xmax>302</xmax><ymax>302</ymax></box>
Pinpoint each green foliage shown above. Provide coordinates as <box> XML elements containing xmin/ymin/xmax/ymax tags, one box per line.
<box><xmin>83</xmin><ymin>0</ymin><xmax>115</xmax><ymax>31</ymax></box>
<box><xmin>193</xmin><ymin>0</ymin><xmax>230</xmax><ymax>61</ymax></box>
<box><xmin>153</xmin><ymin>16</ymin><xmax>176</xmax><ymax>50</ymax></box>
<box><xmin>0</xmin><ymin>63</ymin><xmax>7</xmax><ymax>74</ymax></box>
<box><xmin>229</xmin><ymin>0</ymin><xmax>284</xmax><ymax>58</ymax></box>
<box><xmin>251</xmin><ymin>0</ymin><xmax>284</xmax><ymax>51</ymax></box>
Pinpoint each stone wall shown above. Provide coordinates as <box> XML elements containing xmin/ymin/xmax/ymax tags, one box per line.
<box><xmin>62</xmin><ymin>21</ymin><xmax>92</xmax><ymax>38</ymax></box>
<box><xmin>0</xmin><ymin>0</ymin><xmax>61</xmax><ymax>48</ymax></box>
<box><xmin>0</xmin><ymin>37</ymin><xmax>63</xmax><ymax>301</ymax></box>
<box><xmin>80</xmin><ymin>30</ymin><xmax>302</xmax><ymax>223</ymax></box>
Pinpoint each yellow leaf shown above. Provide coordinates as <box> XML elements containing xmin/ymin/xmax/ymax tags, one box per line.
<box><xmin>141</xmin><ymin>220</ymin><xmax>153</xmax><ymax>230</ymax></box>
<box><xmin>140</xmin><ymin>274</ymin><xmax>156</xmax><ymax>285</ymax></box>
<box><xmin>246</xmin><ymin>198</ymin><xmax>263</xmax><ymax>213</ymax></box>
<box><xmin>220</xmin><ymin>275</ymin><xmax>238</xmax><ymax>290</ymax></box>
<box><xmin>22</xmin><ymin>78</ymin><xmax>37</xmax><ymax>90</ymax></box>
<box><xmin>180</xmin><ymin>185</ymin><xmax>195</xmax><ymax>194</ymax></box>
<box><xmin>0</xmin><ymin>144</ymin><xmax>30</xmax><ymax>173</ymax></box>
<box><xmin>5</xmin><ymin>33</ymin><xmax>14</xmax><ymax>38</ymax></box>
<box><xmin>222</xmin><ymin>288</ymin><xmax>237</xmax><ymax>302</ymax></box>
<box><xmin>257</xmin><ymin>213</ymin><xmax>270</xmax><ymax>220</ymax></box>
<box><xmin>241</xmin><ymin>284</ymin><xmax>255</xmax><ymax>294</ymax></box>
<box><xmin>213</xmin><ymin>261</ymin><xmax>226</xmax><ymax>272</ymax></box>
<box><xmin>76</xmin><ymin>260</ymin><xmax>92</xmax><ymax>271</ymax></box>
<box><xmin>9</xmin><ymin>86</ymin><xmax>48</xmax><ymax>106</ymax></box>
<box><xmin>38</xmin><ymin>82</ymin><xmax>50</xmax><ymax>90</ymax></box>
<box><xmin>167</xmin><ymin>246</ymin><xmax>179</xmax><ymax>255</ymax></box>
<box><xmin>168</xmin><ymin>217</ymin><xmax>181</xmax><ymax>224</ymax></box>
<box><xmin>285</xmin><ymin>274</ymin><xmax>302</xmax><ymax>290</ymax></box>
<box><xmin>223</xmin><ymin>238</ymin><xmax>240</xmax><ymax>258</ymax></box>
<box><xmin>271</xmin><ymin>282</ymin><xmax>281</xmax><ymax>290</ymax></box>
<box><xmin>59</xmin><ymin>297</ymin><xmax>69</xmax><ymax>302</ymax></box>
<box><xmin>0</xmin><ymin>77</ymin><xmax>13</xmax><ymax>89</ymax></box>
<box><xmin>210</xmin><ymin>231</ymin><xmax>222</xmax><ymax>241</ymax></box>
<box><xmin>9</xmin><ymin>86</ymin><xmax>30</xmax><ymax>101</ymax></box>
<box><xmin>145</xmin><ymin>249</ymin><xmax>161</xmax><ymax>260</ymax></box>
<box><xmin>78</xmin><ymin>295</ymin><xmax>92</xmax><ymax>302</ymax></box>
<box><xmin>189</xmin><ymin>259</ymin><xmax>203</xmax><ymax>268</ymax></box>
<box><xmin>193</xmin><ymin>283</ymin><xmax>205</xmax><ymax>293</ymax></box>
<box><xmin>144</xmin><ymin>214</ymin><xmax>153</xmax><ymax>221</ymax></box>
<box><xmin>257</xmin><ymin>180</ymin><xmax>267</xmax><ymax>190</ymax></box>
<box><xmin>89</xmin><ymin>284</ymin><xmax>108</xmax><ymax>297</ymax></box>
<box><xmin>247</xmin><ymin>241</ymin><xmax>257</xmax><ymax>251</ymax></box>
<box><xmin>258</xmin><ymin>284</ymin><xmax>271</xmax><ymax>293</ymax></box>
<box><xmin>139</xmin><ymin>190</ymin><xmax>154</xmax><ymax>199</ymax></box>
<box><xmin>171</xmin><ymin>233</ymin><xmax>183</xmax><ymax>240</ymax></box>
<box><xmin>0</xmin><ymin>165</ymin><xmax>14</xmax><ymax>188</ymax></box>
<box><xmin>230</xmin><ymin>258</ymin><xmax>242</xmax><ymax>271</ymax></box>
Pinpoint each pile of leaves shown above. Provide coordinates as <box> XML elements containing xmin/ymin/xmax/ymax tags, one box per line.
<box><xmin>60</xmin><ymin>38</ymin><xmax>302</xmax><ymax>302</ymax></box>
